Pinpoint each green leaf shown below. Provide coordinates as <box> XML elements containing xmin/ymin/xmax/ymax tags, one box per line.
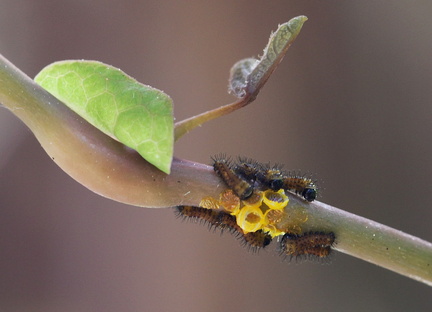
<box><xmin>34</xmin><ymin>60</ymin><xmax>173</xmax><ymax>174</ymax></box>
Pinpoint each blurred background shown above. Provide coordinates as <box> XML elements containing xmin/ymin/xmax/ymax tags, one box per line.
<box><xmin>1</xmin><ymin>1</ymin><xmax>432</xmax><ymax>311</ymax></box>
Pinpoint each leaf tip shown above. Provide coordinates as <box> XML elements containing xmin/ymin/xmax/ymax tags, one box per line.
<box><xmin>285</xmin><ymin>15</ymin><xmax>308</xmax><ymax>35</ymax></box>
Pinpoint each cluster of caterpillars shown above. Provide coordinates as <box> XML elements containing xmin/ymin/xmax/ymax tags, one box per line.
<box><xmin>175</xmin><ymin>155</ymin><xmax>335</xmax><ymax>262</ymax></box>
<box><xmin>214</xmin><ymin>155</ymin><xmax>318</xmax><ymax>202</ymax></box>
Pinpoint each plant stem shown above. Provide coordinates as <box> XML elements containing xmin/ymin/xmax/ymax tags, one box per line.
<box><xmin>286</xmin><ymin>197</ymin><xmax>432</xmax><ymax>286</ymax></box>
<box><xmin>1</xmin><ymin>54</ymin><xmax>431</xmax><ymax>286</ymax></box>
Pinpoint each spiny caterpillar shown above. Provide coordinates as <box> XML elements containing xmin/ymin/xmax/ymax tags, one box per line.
<box><xmin>175</xmin><ymin>205</ymin><xmax>272</xmax><ymax>251</ymax></box>
<box><xmin>281</xmin><ymin>173</ymin><xmax>317</xmax><ymax>202</ymax></box>
<box><xmin>235</xmin><ymin>157</ymin><xmax>284</xmax><ymax>191</ymax></box>
<box><xmin>212</xmin><ymin>155</ymin><xmax>317</xmax><ymax>202</ymax></box>
<box><xmin>211</xmin><ymin>155</ymin><xmax>254</xmax><ymax>200</ymax></box>
<box><xmin>280</xmin><ymin>231</ymin><xmax>336</xmax><ymax>262</ymax></box>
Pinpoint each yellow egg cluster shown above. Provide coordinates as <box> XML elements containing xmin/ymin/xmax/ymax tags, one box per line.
<box><xmin>200</xmin><ymin>188</ymin><xmax>289</xmax><ymax>238</ymax></box>
<box><xmin>235</xmin><ymin>189</ymin><xmax>288</xmax><ymax>237</ymax></box>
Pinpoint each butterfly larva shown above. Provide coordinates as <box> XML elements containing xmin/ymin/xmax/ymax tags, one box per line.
<box><xmin>212</xmin><ymin>155</ymin><xmax>254</xmax><ymax>200</ymax></box>
<box><xmin>175</xmin><ymin>206</ymin><xmax>272</xmax><ymax>250</ymax></box>
<box><xmin>175</xmin><ymin>205</ymin><xmax>226</xmax><ymax>230</ymax></box>
<box><xmin>213</xmin><ymin>155</ymin><xmax>318</xmax><ymax>202</ymax></box>
<box><xmin>280</xmin><ymin>231</ymin><xmax>335</xmax><ymax>262</ymax></box>
<box><xmin>281</xmin><ymin>174</ymin><xmax>317</xmax><ymax>202</ymax></box>
<box><xmin>235</xmin><ymin>157</ymin><xmax>284</xmax><ymax>191</ymax></box>
<box><xmin>242</xmin><ymin>230</ymin><xmax>272</xmax><ymax>251</ymax></box>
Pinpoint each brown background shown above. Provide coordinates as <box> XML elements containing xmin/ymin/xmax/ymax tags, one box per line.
<box><xmin>1</xmin><ymin>1</ymin><xmax>432</xmax><ymax>311</ymax></box>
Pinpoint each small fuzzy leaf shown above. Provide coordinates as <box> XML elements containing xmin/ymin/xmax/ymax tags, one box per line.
<box><xmin>35</xmin><ymin>60</ymin><xmax>173</xmax><ymax>174</ymax></box>
<box><xmin>247</xmin><ymin>16</ymin><xmax>307</xmax><ymax>94</ymax></box>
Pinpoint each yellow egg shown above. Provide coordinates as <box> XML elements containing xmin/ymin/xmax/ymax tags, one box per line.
<box><xmin>236</xmin><ymin>205</ymin><xmax>265</xmax><ymax>233</ymax></box>
<box><xmin>263</xmin><ymin>189</ymin><xmax>288</xmax><ymax>210</ymax></box>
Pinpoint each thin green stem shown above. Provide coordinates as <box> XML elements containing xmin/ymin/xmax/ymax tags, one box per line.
<box><xmin>174</xmin><ymin>96</ymin><xmax>251</xmax><ymax>141</ymax></box>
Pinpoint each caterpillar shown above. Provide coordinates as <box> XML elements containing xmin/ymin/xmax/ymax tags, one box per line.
<box><xmin>281</xmin><ymin>173</ymin><xmax>317</xmax><ymax>202</ymax></box>
<box><xmin>175</xmin><ymin>206</ymin><xmax>272</xmax><ymax>251</ymax></box>
<box><xmin>280</xmin><ymin>231</ymin><xmax>335</xmax><ymax>262</ymax></box>
<box><xmin>212</xmin><ymin>155</ymin><xmax>254</xmax><ymax>200</ymax></box>
<box><xmin>213</xmin><ymin>155</ymin><xmax>318</xmax><ymax>202</ymax></box>
<box><xmin>235</xmin><ymin>157</ymin><xmax>284</xmax><ymax>191</ymax></box>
